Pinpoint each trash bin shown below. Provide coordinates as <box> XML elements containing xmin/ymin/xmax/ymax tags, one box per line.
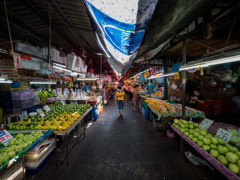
<box><xmin>91</xmin><ymin>106</ymin><xmax>98</xmax><ymax>121</ymax></box>
<box><xmin>144</xmin><ymin>107</ymin><xmax>150</xmax><ymax>121</ymax></box>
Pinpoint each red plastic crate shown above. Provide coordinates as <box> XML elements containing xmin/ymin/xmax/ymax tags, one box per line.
<box><xmin>203</xmin><ymin>100</ymin><xmax>213</xmax><ymax>116</ymax></box>
<box><xmin>223</xmin><ymin>101</ymin><xmax>234</xmax><ymax>115</ymax></box>
<box><xmin>212</xmin><ymin>100</ymin><xmax>223</xmax><ymax>116</ymax></box>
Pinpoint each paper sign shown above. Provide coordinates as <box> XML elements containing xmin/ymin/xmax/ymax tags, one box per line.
<box><xmin>0</xmin><ymin>130</ymin><xmax>13</xmax><ymax>146</ymax></box>
<box><xmin>13</xmin><ymin>54</ymin><xmax>22</xmax><ymax>68</ymax></box>
<box><xmin>37</xmin><ymin>109</ymin><xmax>45</xmax><ymax>117</ymax></box>
<box><xmin>215</xmin><ymin>128</ymin><xmax>233</xmax><ymax>143</ymax></box>
<box><xmin>61</xmin><ymin>100</ymin><xmax>65</xmax><ymax>105</ymax></box>
<box><xmin>199</xmin><ymin>118</ymin><xmax>214</xmax><ymax>130</ymax></box>
<box><xmin>43</xmin><ymin>105</ymin><xmax>50</xmax><ymax>112</ymax></box>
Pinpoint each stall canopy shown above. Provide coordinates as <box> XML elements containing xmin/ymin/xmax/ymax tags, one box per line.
<box><xmin>84</xmin><ymin>0</ymin><xmax>159</xmax><ymax>74</ymax></box>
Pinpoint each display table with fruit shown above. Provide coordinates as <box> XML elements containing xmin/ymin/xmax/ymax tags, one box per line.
<box><xmin>172</xmin><ymin>119</ymin><xmax>240</xmax><ymax>179</ymax></box>
<box><xmin>0</xmin><ymin>130</ymin><xmax>52</xmax><ymax>179</ymax></box>
<box><xmin>145</xmin><ymin>98</ymin><xmax>205</xmax><ymax>135</ymax></box>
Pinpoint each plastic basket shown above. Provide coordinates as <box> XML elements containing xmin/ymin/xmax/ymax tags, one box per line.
<box><xmin>12</xmin><ymin>108</ymin><xmax>22</xmax><ymax>114</ymax></box>
<box><xmin>11</xmin><ymin>90</ymin><xmax>34</xmax><ymax>101</ymax></box>
<box><xmin>13</xmin><ymin>99</ymin><xmax>34</xmax><ymax>109</ymax></box>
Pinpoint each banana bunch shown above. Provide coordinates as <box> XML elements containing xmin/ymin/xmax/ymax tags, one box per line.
<box><xmin>37</xmin><ymin>90</ymin><xmax>48</xmax><ymax>99</ymax></box>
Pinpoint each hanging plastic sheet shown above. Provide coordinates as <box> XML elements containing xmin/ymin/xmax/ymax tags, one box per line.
<box><xmin>84</xmin><ymin>0</ymin><xmax>159</xmax><ymax>74</ymax></box>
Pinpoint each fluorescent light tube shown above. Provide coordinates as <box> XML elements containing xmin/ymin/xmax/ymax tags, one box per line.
<box><xmin>148</xmin><ymin>73</ymin><xmax>175</xmax><ymax>79</ymax></box>
<box><xmin>30</xmin><ymin>81</ymin><xmax>56</xmax><ymax>85</ymax></box>
<box><xmin>71</xmin><ymin>72</ymin><xmax>83</xmax><ymax>76</ymax></box>
<box><xmin>53</xmin><ymin>65</ymin><xmax>72</xmax><ymax>73</ymax></box>
<box><xmin>0</xmin><ymin>80</ymin><xmax>12</xmax><ymax>84</ymax></box>
<box><xmin>53</xmin><ymin>63</ymin><xmax>66</xmax><ymax>68</ymax></box>
<box><xmin>77</xmin><ymin>78</ymin><xmax>99</xmax><ymax>81</ymax></box>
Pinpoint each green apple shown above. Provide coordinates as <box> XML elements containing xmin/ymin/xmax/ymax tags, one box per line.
<box><xmin>21</xmin><ymin>143</ymin><xmax>28</xmax><ymax>149</ymax></box>
<box><xmin>188</xmin><ymin>134</ymin><xmax>193</xmax><ymax>139</ymax></box>
<box><xmin>210</xmin><ymin>149</ymin><xmax>219</xmax><ymax>158</ymax></box>
<box><xmin>194</xmin><ymin>123</ymin><xmax>199</xmax><ymax>128</ymax></box>
<box><xmin>218</xmin><ymin>155</ymin><xmax>229</xmax><ymax>165</ymax></box>
<box><xmin>200</xmin><ymin>130</ymin><xmax>207</xmax><ymax>136</ymax></box>
<box><xmin>192</xmin><ymin>137</ymin><xmax>198</xmax><ymax>143</ymax></box>
<box><xmin>175</xmin><ymin>125</ymin><xmax>180</xmax><ymax>129</ymax></box>
<box><xmin>195</xmin><ymin>128</ymin><xmax>200</xmax><ymax>132</ymax></box>
<box><xmin>235</xmin><ymin>151</ymin><xmax>240</xmax><ymax>158</ymax></box>
<box><xmin>180</xmin><ymin>124</ymin><xmax>185</xmax><ymax>128</ymax></box>
<box><xmin>188</xmin><ymin>121</ymin><xmax>194</xmax><ymax>125</ymax></box>
<box><xmin>16</xmin><ymin>134</ymin><xmax>24</xmax><ymax>139</ymax></box>
<box><xmin>202</xmin><ymin>145</ymin><xmax>211</xmax><ymax>151</ymax></box>
<box><xmin>217</xmin><ymin>138</ymin><xmax>226</xmax><ymax>145</ymax></box>
<box><xmin>230</xmin><ymin>137</ymin><xmax>240</xmax><ymax>145</ymax></box>
<box><xmin>203</xmin><ymin>138</ymin><xmax>211</xmax><ymax>145</ymax></box>
<box><xmin>0</xmin><ymin>155</ymin><xmax>9</xmax><ymax>164</ymax></box>
<box><xmin>226</xmin><ymin>152</ymin><xmax>239</xmax><ymax>163</ymax></box>
<box><xmin>189</xmin><ymin>125</ymin><xmax>194</xmax><ymax>129</ymax></box>
<box><xmin>229</xmin><ymin>130</ymin><xmax>239</xmax><ymax>137</ymax></box>
<box><xmin>198</xmin><ymin>135</ymin><xmax>204</xmax><ymax>141</ymax></box>
<box><xmin>14</xmin><ymin>146</ymin><xmax>23</xmax><ymax>154</ymax></box>
<box><xmin>211</xmin><ymin>137</ymin><xmax>218</xmax><ymax>145</ymax></box>
<box><xmin>182</xmin><ymin>120</ymin><xmax>187</xmax><ymax>124</ymax></box>
<box><xmin>8</xmin><ymin>151</ymin><xmax>16</xmax><ymax>159</ymax></box>
<box><xmin>210</xmin><ymin>144</ymin><xmax>217</xmax><ymax>149</ymax></box>
<box><xmin>218</xmin><ymin>145</ymin><xmax>229</xmax><ymax>155</ymax></box>
<box><xmin>229</xmin><ymin>163</ymin><xmax>239</xmax><ymax>174</ymax></box>
<box><xmin>206</xmin><ymin>134</ymin><xmax>213</xmax><ymax>138</ymax></box>
<box><xmin>189</xmin><ymin>129</ymin><xmax>194</xmax><ymax>134</ymax></box>
<box><xmin>193</xmin><ymin>132</ymin><xmax>199</xmax><ymax>137</ymax></box>
<box><xmin>197</xmin><ymin>140</ymin><xmax>203</xmax><ymax>147</ymax></box>
<box><xmin>174</xmin><ymin>119</ymin><xmax>179</xmax><ymax>124</ymax></box>
<box><xmin>184</xmin><ymin>132</ymin><xmax>189</xmax><ymax>136</ymax></box>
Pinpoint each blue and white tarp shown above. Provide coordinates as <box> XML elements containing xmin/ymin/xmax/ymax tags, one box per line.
<box><xmin>84</xmin><ymin>0</ymin><xmax>158</xmax><ymax>73</ymax></box>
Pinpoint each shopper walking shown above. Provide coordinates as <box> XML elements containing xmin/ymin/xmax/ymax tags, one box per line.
<box><xmin>133</xmin><ymin>85</ymin><xmax>139</xmax><ymax>110</ymax></box>
<box><xmin>101</xmin><ymin>85</ymin><xmax>106</xmax><ymax>106</ymax></box>
<box><xmin>115</xmin><ymin>85</ymin><xmax>125</xmax><ymax>116</ymax></box>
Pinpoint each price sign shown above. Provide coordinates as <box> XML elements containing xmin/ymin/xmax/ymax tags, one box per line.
<box><xmin>215</xmin><ymin>128</ymin><xmax>233</xmax><ymax>143</ymax></box>
<box><xmin>37</xmin><ymin>109</ymin><xmax>45</xmax><ymax>117</ymax></box>
<box><xmin>0</xmin><ymin>130</ymin><xmax>13</xmax><ymax>146</ymax></box>
<box><xmin>61</xmin><ymin>100</ymin><xmax>65</xmax><ymax>105</ymax></box>
<box><xmin>199</xmin><ymin>118</ymin><xmax>214</xmax><ymax>130</ymax></box>
<box><xmin>43</xmin><ymin>105</ymin><xmax>50</xmax><ymax>112</ymax></box>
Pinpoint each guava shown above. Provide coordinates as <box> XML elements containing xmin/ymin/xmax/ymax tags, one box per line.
<box><xmin>202</xmin><ymin>145</ymin><xmax>211</xmax><ymax>151</ymax></box>
<box><xmin>210</xmin><ymin>149</ymin><xmax>219</xmax><ymax>158</ymax></box>
<box><xmin>229</xmin><ymin>163</ymin><xmax>239</xmax><ymax>174</ymax></box>
<box><xmin>226</xmin><ymin>152</ymin><xmax>239</xmax><ymax>163</ymax></box>
<box><xmin>203</xmin><ymin>138</ymin><xmax>211</xmax><ymax>145</ymax></box>
<box><xmin>211</xmin><ymin>137</ymin><xmax>218</xmax><ymax>145</ymax></box>
<box><xmin>218</xmin><ymin>155</ymin><xmax>229</xmax><ymax>165</ymax></box>
<box><xmin>197</xmin><ymin>140</ymin><xmax>203</xmax><ymax>147</ymax></box>
<box><xmin>218</xmin><ymin>145</ymin><xmax>229</xmax><ymax>155</ymax></box>
<box><xmin>8</xmin><ymin>151</ymin><xmax>16</xmax><ymax>159</ymax></box>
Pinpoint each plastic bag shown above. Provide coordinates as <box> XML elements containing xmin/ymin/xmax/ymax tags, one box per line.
<box><xmin>185</xmin><ymin>151</ymin><xmax>214</xmax><ymax>170</ymax></box>
<box><xmin>20</xmin><ymin>110</ymin><xmax>28</xmax><ymax>120</ymax></box>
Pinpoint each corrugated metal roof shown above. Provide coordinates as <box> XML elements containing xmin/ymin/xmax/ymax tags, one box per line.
<box><xmin>0</xmin><ymin>0</ymin><xmax>100</xmax><ymax>55</ymax></box>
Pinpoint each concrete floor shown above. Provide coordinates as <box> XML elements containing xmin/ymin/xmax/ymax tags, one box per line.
<box><xmin>30</xmin><ymin>100</ymin><xmax>224</xmax><ymax>180</ymax></box>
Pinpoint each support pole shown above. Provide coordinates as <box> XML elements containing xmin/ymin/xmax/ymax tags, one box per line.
<box><xmin>163</xmin><ymin>58</ymin><xmax>169</xmax><ymax>100</ymax></box>
<box><xmin>3</xmin><ymin>0</ymin><xmax>17</xmax><ymax>74</ymax></box>
<box><xmin>48</xmin><ymin>0</ymin><xmax>52</xmax><ymax>79</ymax></box>
<box><xmin>182</xmin><ymin>40</ymin><xmax>187</xmax><ymax>119</ymax></box>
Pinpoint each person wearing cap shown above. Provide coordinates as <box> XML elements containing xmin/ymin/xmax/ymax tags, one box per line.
<box><xmin>115</xmin><ymin>85</ymin><xmax>125</xmax><ymax>116</ymax></box>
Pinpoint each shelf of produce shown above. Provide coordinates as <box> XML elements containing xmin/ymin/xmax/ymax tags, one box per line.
<box><xmin>0</xmin><ymin>129</ymin><xmax>52</xmax><ymax>171</ymax></box>
<box><xmin>171</xmin><ymin>125</ymin><xmax>240</xmax><ymax>180</ymax></box>
<box><xmin>54</xmin><ymin>107</ymin><xmax>92</xmax><ymax>136</ymax></box>
<box><xmin>54</xmin><ymin>107</ymin><xmax>92</xmax><ymax>166</ymax></box>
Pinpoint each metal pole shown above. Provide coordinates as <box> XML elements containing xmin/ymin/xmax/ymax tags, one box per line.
<box><xmin>163</xmin><ymin>58</ymin><xmax>168</xmax><ymax>100</ymax></box>
<box><xmin>3</xmin><ymin>0</ymin><xmax>17</xmax><ymax>74</ymax></box>
<box><xmin>48</xmin><ymin>0</ymin><xmax>52</xmax><ymax>88</ymax></box>
<box><xmin>182</xmin><ymin>40</ymin><xmax>187</xmax><ymax>119</ymax></box>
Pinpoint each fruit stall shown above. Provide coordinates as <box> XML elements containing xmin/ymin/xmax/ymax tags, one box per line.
<box><xmin>0</xmin><ymin>129</ymin><xmax>52</xmax><ymax>179</ymax></box>
<box><xmin>172</xmin><ymin>119</ymin><xmax>240</xmax><ymax>179</ymax></box>
<box><xmin>144</xmin><ymin>98</ymin><xmax>205</xmax><ymax>134</ymax></box>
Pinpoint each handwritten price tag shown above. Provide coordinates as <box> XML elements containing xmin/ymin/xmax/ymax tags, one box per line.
<box><xmin>215</xmin><ymin>128</ymin><xmax>233</xmax><ymax>143</ymax></box>
<box><xmin>0</xmin><ymin>130</ymin><xmax>13</xmax><ymax>146</ymax></box>
<box><xmin>37</xmin><ymin>109</ymin><xmax>45</xmax><ymax>117</ymax></box>
<box><xmin>61</xmin><ymin>100</ymin><xmax>65</xmax><ymax>105</ymax></box>
<box><xmin>199</xmin><ymin>118</ymin><xmax>214</xmax><ymax>130</ymax></box>
<box><xmin>43</xmin><ymin>105</ymin><xmax>50</xmax><ymax>112</ymax></box>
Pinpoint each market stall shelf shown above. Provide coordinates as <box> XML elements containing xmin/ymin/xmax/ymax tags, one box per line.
<box><xmin>172</xmin><ymin>125</ymin><xmax>240</xmax><ymax>180</ymax></box>
<box><xmin>0</xmin><ymin>129</ymin><xmax>52</xmax><ymax>179</ymax></box>
<box><xmin>54</xmin><ymin>107</ymin><xmax>92</xmax><ymax>166</ymax></box>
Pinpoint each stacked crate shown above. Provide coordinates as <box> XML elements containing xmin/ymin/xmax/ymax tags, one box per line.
<box><xmin>3</xmin><ymin>90</ymin><xmax>34</xmax><ymax>114</ymax></box>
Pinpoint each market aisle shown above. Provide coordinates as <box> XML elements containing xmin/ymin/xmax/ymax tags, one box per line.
<box><xmin>33</xmin><ymin>100</ymin><xmax>223</xmax><ymax>180</ymax></box>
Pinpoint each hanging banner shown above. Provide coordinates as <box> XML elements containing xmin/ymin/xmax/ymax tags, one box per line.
<box><xmin>21</xmin><ymin>53</ymin><xmax>31</xmax><ymax>60</ymax></box>
<box><xmin>171</xmin><ymin>62</ymin><xmax>182</xmax><ymax>73</ymax></box>
<box><xmin>84</xmin><ymin>0</ymin><xmax>158</xmax><ymax>67</ymax></box>
<box><xmin>13</xmin><ymin>54</ymin><xmax>22</xmax><ymax>69</ymax></box>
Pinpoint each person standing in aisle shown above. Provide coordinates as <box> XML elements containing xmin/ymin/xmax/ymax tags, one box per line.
<box><xmin>115</xmin><ymin>85</ymin><xmax>125</xmax><ymax>116</ymax></box>
<box><xmin>101</xmin><ymin>85</ymin><xmax>106</xmax><ymax>106</ymax></box>
<box><xmin>84</xmin><ymin>83</ymin><xmax>89</xmax><ymax>93</ymax></box>
<box><xmin>147</xmin><ymin>80</ymin><xmax>155</xmax><ymax>94</ymax></box>
<box><xmin>133</xmin><ymin>85</ymin><xmax>139</xmax><ymax>110</ymax></box>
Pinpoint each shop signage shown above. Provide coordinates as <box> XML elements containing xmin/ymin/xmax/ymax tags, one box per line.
<box><xmin>199</xmin><ymin>118</ymin><xmax>214</xmax><ymax>130</ymax></box>
<box><xmin>21</xmin><ymin>53</ymin><xmax>31</xmax><ymax>60</ymax></box>
<box><xmin>13</xmin><ymin>54</ymin><xmax>22</xmax><ymax>68</ymax></box>
<box><xmin>43</xmin><ymin>105</ymin><xmax>50</xmax><ymax>112</ymax></box>
<box><xmin>215</xmin><ymin>128</ymin><xmax>233</xmax><ymax>143</ymax></box>
<box><xmin>0</xmin><ymin>130</ymin><xmax>13</xmax><ymax>146</ymax></box>
<box><xmin>37</xmin><ymin>109</ymin><xmax>45</xmax><ymax>117</ymax></box>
